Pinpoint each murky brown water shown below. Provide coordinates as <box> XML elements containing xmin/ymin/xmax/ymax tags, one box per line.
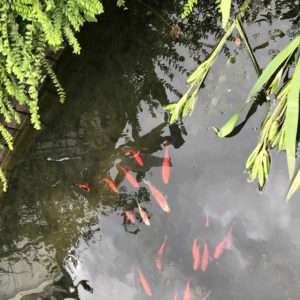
<box><xmin>0</xmin><ymin>0</ymin><xmax>300</xmax><ymax>299</ymax></box>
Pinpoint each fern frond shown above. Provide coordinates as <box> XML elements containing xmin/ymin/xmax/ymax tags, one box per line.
<box><xmin>181</xmin><ymin>0</ymin><xmax>198</xmax><ymax>19</ymax></box>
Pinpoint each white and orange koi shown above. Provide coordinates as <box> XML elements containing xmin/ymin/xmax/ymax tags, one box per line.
<box><xmin>126</xmin><ymin>149</ymin><xmax>144</xmax><ymax>167</ymax></box>
<box><xmin>136</xmin><ymin>199</ymin><xmax>150</xmax><ymax>226</ymax></box>
<box><xmin>143</xmin><ymin>180</ymin><xmax>170</xmax><ymax>212</ymax></box>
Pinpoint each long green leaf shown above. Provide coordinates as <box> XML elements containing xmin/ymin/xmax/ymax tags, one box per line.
<box><xmin>286</xmin><ymin>169</ymin><xmax>300</xmax><ymax>201</ymax></box>
<box><xmin>285</xmin><ymin>55</ymin><xmax>300</xmax><ymax>178</ymax></box>
<box><xmin>216</xmin><ymin>34</ymin><xmax>300</xmax><ymax>137</ymax></box>
<box><xmin>221</xmin><ymin>0</ymin><xmax>232</xmax><ymax>29</ymax></box>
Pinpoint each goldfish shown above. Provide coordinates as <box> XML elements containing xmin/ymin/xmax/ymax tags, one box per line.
<box><xmin>126</xmin><ymin>150</ymin><xmax>144</xmax><ymax>167</ymax></box>
<box><xmin>76</xmin><ymin>183</ymin><xmax>91</xmax><ymax>192</ymax></box>
<box><xmin>213</xmin><ymin>226</ymin><xmax>233</xmax><ymax>259</ymax></box>
<box><xmin>125</xmin><ymin>210</ymin><xmax>136</xmax><ymax>224</ymax></box>
<box><xmin>183</xmin><ymin>280</ymin><xmax>191</xmax><ymax>300</ymax></box>
<box><xmin>143</xmin><ymin>180</ymin><xmax>170</xmax><ymax>212</ymax></box>
<box><xmin>204</xmin><ymin>216</ymin><xmax>209</xmax><ymax>228</ymax></box>
<box><xmin>201</xmin><ymin>241</ymin><xmax>209</xmax><ymax>272</ymax></box>
<box><xmin>120</xmin><ymin>166</ymin><xmax>140</xmax><ymax>189</ymax></box>
<box><xmin>138</xmin><ymin>269</ymin><xmax>152</xmax><ymax>297</ymax></box>
<box><xmin>155</xmin><ymin>236</ymin><xmax>168</xmax><ymax>270</ymax></box>
<box><xmin>192</xmin><ymin>238</ymin><xmax>201</xmax><ymax>270</ymax></box>
<box><xmin>162</xmin><ymin>143</ymin><xmax>171</xmax><ymax>184</ymax></box>
<box><xmin>100</xmin><ymin>178</ymin><xmax>118</xmax><ymax>193</ymax></box>
<box><xmin>136</xmin><ymin>199</ymin><xmax>150</xmax><ymax>226</ymax></box>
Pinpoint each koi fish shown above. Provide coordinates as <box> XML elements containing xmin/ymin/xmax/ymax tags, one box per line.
<box><xmin>138</xmin><ymin>269</ymin><xmax>152</xmax><ymax>297</ymax></box>
<box><xmin>143</xmin><ymin>180</ymin><xmax>170</xmax><ymax>212</ymax></box>
<box><xmin>100</xmin><ymin>178</ymin><xmax>119</xmax><ymax>193</ymax></box>
<box><xmin>172</xmin><ymin>289</ymin><xmax>178</xmax><ymax>300</ymax></box>
<box><xmin>136</xmin><ymin>200</ymin><xmax>150</xmax><ymax>226</ymax></box>
<box><xmin>183</xmin><ymin>280</ymin><xmax>191</xmax><ymax>300</ymax></box>
<box><xmin>214</xmin><ymin>226</ymin><xmax>233</xmax><ymax>259</ymax></box>
<box><xmin>200</xmin><ymin>290</ymin><xmax>211</xmax><ymax>300</ymax></box>
<box><xmin>126</xmin><ymin>150</ymin><xmax>144</xmax><ymax>167</ymax></box>
<box><xmin>155</xmin><ymin>236</ymin><xmax>168</xmax><ymax>270</ymax></box>
<box><xmin>201</xmin><ymin>241</ymin><xmax>209</xmax><ymax>272</ymax></box>
<box><xmin>192</xmin><ymin>238</ymin><xmax>200</xmax><ymax>270</ymax></box>
<box><xmin>204</xmin><ymin>216</ymin><xmax>209</xmax><ymax>228</ymax></box>
<box><xmin>162</xmin><ymin>143</ymin><xmax>171</xmax><ymax>184</ymax></box>
<box><xmin>213</xmin><ymin>238</ymin><xmax>226</xmax><ymax>260</ymax></box>
<box><xmin>76</xmin><ymin>183</ymin><xmax>91</xmax><ymax>192</ymax></box>
<box><xmin>125</xmin><ymin>210</ymin><xmax>136</xmax><ymax>224</ymax></box>
<box><xmin>120</xmin><ymin>166</ymin><xmax>140</xmax><ymax>189</ymax></box>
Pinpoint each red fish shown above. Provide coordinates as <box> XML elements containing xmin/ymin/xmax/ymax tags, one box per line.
<box><xmin>138</xmin><ymin>269</ymin><xmax>152</xmax><ymax>297</ymax></box>
<box><xmin>192</xmin><ymin>238</ymin><xmax>201</xmax><ymax>270</ymax></box>
<box><xmin>162</xmin><ymin>144</ymin><xmax>171</xmax><ymax>184</ymax></box>
<box><xmin>213</xmin><ymin>238</ymin><xmax>226</xmax><ymax>260</ymax></box>
<box><xmin>143</xmin><ymin>180</ymin><xmax>170</xmax><ymax>212</ymax></box>
<box><xmin>76</xmin><ymin>183</ymin><xmax>91</xmax><ymax>192</ymax></box>
<box><xmin>155</xmin><ymin>236</ymin><xmax>168</xmax><ymax>270</ymax></box>
<box><xmin>200</xmin><ymin>290</ymin><xmax>211</xmax><ymax>300</ymax></box>
<box><xmin>204</xmin><ymin>216</ymin><xmax>209</xmax><ymax>228</ymax></box>
<box><xmin>214</xmin><ymin>226</ymin><xmax>233</xmax><ymax>259</ymax></box>
<box><xmin>136</xmin><ymin>200</ymin><xmax>150</xmax><ymax>226</ymax></box>
<box><xmin>183</xmin><ymin>280</ymin><xmax>191</xmax><ymax>300</ymax></box>
<box><xmin>125</xmin><ymin>210</ymin><xmax>136</xmax><ymax>224</ymax></box>
<box><xmin>120</xmin><ymin>166</ymin><xmax>140</xmax><ymax>189</ymax></box>
<box><xmin>100</xmin><ymin>178</ymin><xmax>119</xmax><ymax>193</ymax></box>
<box><xmin>201</xmin><ymin>241</ymin><xmax>209</xmax><ymax>272</ymax></box>
<box><xmin>126</xmin><ymin>150</ymin><xmax>144</xmax><ymax>167</ymax></box>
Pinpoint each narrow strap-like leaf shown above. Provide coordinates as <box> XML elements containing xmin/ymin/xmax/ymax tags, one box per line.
<box><xmin>285</xmin><ymin>55</ymin><xmax>300</xmax><ymax>178</ymax></box>
<box><xmin>221</xmin><ymin>0</ymin><xmax>232</xmax><ymax>29</ymax></box>
<box><xmin>286</xmin><ymin>168</ymin><xmax>300</xmax><ymax>201</ymax></box>
<box><xmin>216</xmin><ymin>34</ymin><xmax>300</xmax><ymax>137</ymax></box>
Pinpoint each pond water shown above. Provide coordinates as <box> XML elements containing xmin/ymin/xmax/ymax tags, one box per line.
<box><xmin>1</xmin><ymin>0</ymin><xmax>300</xmax><ymax>299</ymax></box>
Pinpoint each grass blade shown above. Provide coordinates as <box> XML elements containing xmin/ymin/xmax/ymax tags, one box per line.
<box><xmin>286</xmin><ymin>169</ymin><xmax>300</xmax><ymax>201</ymax></box>
<box><xmin>285</xmin><ymin>55</ymin><xmax>300</xmax><ymax>178</ymax></box>
<box><xmin>216</xmin><ymin>34</ymin><xmax>300</xmax><ymax>137</ymax></box>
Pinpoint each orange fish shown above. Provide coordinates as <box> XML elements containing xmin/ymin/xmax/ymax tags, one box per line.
<box><xmin>213</xmin><ymin>238</ymin><xmax>226</xmax><ymax>260</ymax></box>
<box><xmin>120</xmin><ymin>166</ymin><xmax>140</xmax><ymax>189</ymax></box>
<box><xmin>126</xmin><ymin>150</ymin><xmax>144</xmax><ymax>167</ymax></box>
<box><xmin>155</xmin><ymin>236</ymin><xmax>168</xmax><ymax>270</ymax></box>
<box><xmin>100</xmin><ymin>178</ymin><xmax>119</xmax><ymax>193</ymax></box>
<box><xmin>136</xmin><ymin>200</ymin><xmax>150</xmax><ymax>226</ymax></box>
<box><xmin>76</xmin><ymin>183</ymin><xmax>91</xmax><ymax>192</ymax></box>
<box><xmin>225</xmin><ymin>226</ymin><xmax>233</xmax><ymax>249</ymax></box>
<box><xmin>192</xmin><ymin>238</ymin><xmax>201</xmax><ymax>270</ymax></box>
<box><xmin>143</xmin><ymin>180</ymin><xmax>170</xmax><ymax>212</ymax></box>
<box><xmin>201</xmin><ymin>241</ymin><xmax>209</xmax><ymax>272</ymax></box>
<box><xmin>138</xmin><ymin>269</ymin><xmax>152</xmax><ymax>297</ymax></box>
<box><xmin>183</xmin><ymin>280</ymin><xmax>191</xmax><ymax>300</ymax></box>
<box><xmin>204</xmin><ymin>216</ymin><xmax>209</xmax><ymax>228</ymax></box>
<box><xmin>162</xmin><ymin>144</ymin><xmax>171</xmax><ymax>184</ymax></box>
<box><xmin>125</xmin><ymin>210</ymin><xmax>136</xmax><ymax>224</ymax></box>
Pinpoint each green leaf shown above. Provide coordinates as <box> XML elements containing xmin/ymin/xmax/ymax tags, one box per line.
<box><xmin>286</xmin><ymin>169</ymin><xmax>300</xmax><ymax>201</ymax></box>
<box><xmin>216</xmin><ymin>34</ymin><xmax>300</xmax><ymax>137</ymax></box>
<box><xmin>221</xmin><ymin>0</ymin><xmax>231</xmax><ymax>29</ymax></box>
<box><xmin>285</xmin><ymin>55</ymin><xmax>300</xmax><ymax>178</ymax></box>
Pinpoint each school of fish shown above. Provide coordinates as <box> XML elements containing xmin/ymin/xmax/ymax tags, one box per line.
<box><xmin>75</xmin><ymin>142</ymin><xmax>234</xmax><ymax>298</ymax></box>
